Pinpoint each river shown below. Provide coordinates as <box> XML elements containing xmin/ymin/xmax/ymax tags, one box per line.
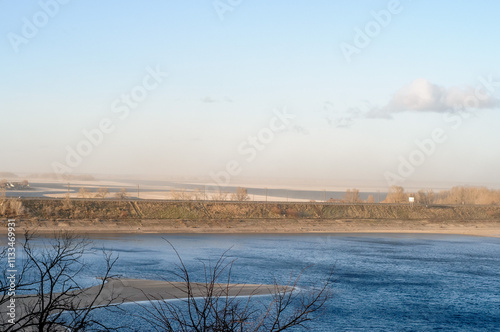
<box><xmin>7</xmin><ymin>233</ymin><xmax>500</xmax><ymax>331</ymax></box>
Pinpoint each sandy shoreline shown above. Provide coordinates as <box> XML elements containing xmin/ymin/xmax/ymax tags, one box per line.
<box><xmin>3</xmin><ymin>218</ymin><xmax>499</xmax><ymax>238</ymax></box>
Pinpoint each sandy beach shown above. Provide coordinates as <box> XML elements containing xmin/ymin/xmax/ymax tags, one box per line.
<box><xmin>5</xmin><ymin>218</ymin><xmax>500</xmax><ymax>238</ymax></box>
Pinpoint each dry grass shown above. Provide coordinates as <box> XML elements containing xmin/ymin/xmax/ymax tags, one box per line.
<box><xmin>0</xmin><ymin>198</ymin><xmax>25</xmax><ymax>217</ymax></box>
<box><xmin>384</xmin><ymin>185</ymin><xmax>500</xmax><ymax>205</ymax></box>
<box><xmin>13</xmin><ymin>199</ymin><xmax>500</xmax><ymax>221</ymax></box>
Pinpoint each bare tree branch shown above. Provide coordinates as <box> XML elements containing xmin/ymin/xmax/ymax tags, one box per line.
<box><xmin>0</xmin><ymin>231</ymin><xmax>122</xmax><ymax>331</ymax></box>
<box><xmin>138</xmin><ymin>240</ymin><xmax>333</xmax><ymax>331</ymax></box>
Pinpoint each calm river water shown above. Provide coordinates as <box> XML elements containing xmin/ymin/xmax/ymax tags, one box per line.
<box><xmin>20</xmin><ymin>233</ymin><xmax>500</xmax><ymax>331</ymax></box>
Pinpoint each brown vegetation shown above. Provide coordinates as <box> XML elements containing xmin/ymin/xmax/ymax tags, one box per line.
<box><xmin>115</xmin><ymin>188</ymin><xmax>128</xmax><ymax>200</ymax></box>
<box><xmin>211</xmin><ymin>190</ymin><xmax>229</xmax><ymax>201</ymax></box>
<box><xmin>434</xmin><ymin>186</ymin><xmax>500</xmax><ymax>205</ymax></box>
<box><xmin>383</xmin><ymin>185</ymin><xmax>500</xmax><ymax>205</ymax></box>
<box><xmin>383</xmin><ymin>186</ymin><xmax>408</xmax><ymax>203</ymax></box>
<box><xmin>78</xmin><ymin>187</ymin><xmax>91</xmax><ymax>199</ymax></box>
<box><xmin>231</xmin><ymin>187</ymin><xmax>250</xmax><ymax>201</ymax></box>
<box><xmin>169</xmin><ymin>189</ymin><xmax>193</xmax><ymax>200</ymax></box>
<box><xmin>95</xmin><ymin>187</ymin><xmax>109</xmax><ymax>199</ymax></box>
<box><xmin>366</xmin><ymin>194</ymin><xmax>375</xmax><ymax>203</ymax></box>
<box><xmin>343</xmin><ymin>188</ymin><xmax>361</xmax><ymax>203</ymax></box>
<box><xmin>0</xmin><ymin>198</ymin><xmax>24</xmax><ymax>217</ymax></box>
<box><xmin>6</xmin><ymin>199</ymin><xmax>500</xmax><ymax>222</ymax></box>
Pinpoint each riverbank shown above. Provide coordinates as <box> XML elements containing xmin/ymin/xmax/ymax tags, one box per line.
<box><xmin>5</xmin><ymin>199</ymin><xmax>500</xmax><ymax>221</ymax></box>
<box><xmin>1</xmin><ymin>199</ymin><xmax>499</xmax><ymax>237</ymax></box>
<box><xmin>4</xmin><ymin>218</ymin><xmax>499</xmax><ymax>237</ymax></box>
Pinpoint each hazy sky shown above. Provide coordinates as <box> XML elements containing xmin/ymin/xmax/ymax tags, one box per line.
<box><xmin>1</xmin><ymin>0</ymin><xmax>500</xmax><ymax>189</ymax></box>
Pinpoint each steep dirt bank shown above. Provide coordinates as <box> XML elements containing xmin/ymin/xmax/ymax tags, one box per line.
<box><xmin>2</xmin><ymin>218</ymin><xmax>499</xmax><ymax>238</ymax></box>
<box><xmin>1</xmin><ymin>199</ymin><xmax>499</xmax><ymax>237</ymax></box>
<box><xmin>4</xmin><ymin>199</ymin><xmax>500</xmax><ymax>221</ymax></box>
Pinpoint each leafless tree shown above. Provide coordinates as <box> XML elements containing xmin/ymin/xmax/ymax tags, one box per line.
<box><xmin>192</xmin><ymin>189</ymin><xmax>204</xmax><ymax>200</ymax></box>
<box><xmin>96</xmin><ymin>187</ymin><xmax>109</xmax><ymax>199</ymax></box>
<box><xmin>433</xmin><ymin>186</ymin><xmax>500</xmax><ymax>205</ymax></box>
<box><xmin>78</xmin><ymin>187</ymin><xmax>90</xmax><ymax>199</ymax></box>
<box><xmin>383</xmin><ymin>186</ymin><xmax>408</xmax><ymax>203</ymax></box>
<box><xmin>366</xmin><ymin>195</ymin><xmax>375</xmax><ymax>203</ymax></box>
<box><xmin>343</xmin><ymin>188</ymin><xmax>360</xmax><ymax>203</ymax></box>
<box><xmin>115</xmin><ymin>188</ymin><xmax>128</xmax><ymax>200</ymax></box>
<box><xmin>211</xmin><ymin>189</ymin><xmax>229</xmax><ymax>201</ymax></box>
<box><xmin>231</xmin><ymin>187</ymin><xmax>250</xmax><ymax>202</ymax></box>
<box><xmin>170</xmin><ymin>189</ymin><xmax>193</xmax><ymax>201</ymax></box>
<box><xmin>416</xmin><ymin>189</ymin><xmax>435</xmax><ymax>205</ymax></box>
<box><xmin>0</xmin><ymin>231</ymin><xmax>120</xmax><ymax>331</ymax></box>
<box><xmin>62</xmin><ymin>193</ymin><xmax>73</xmax><ymax>210</ymax></box>
<box><xmin>140</xmin><ymin>241</ymin><xmax>333</xmax><ymax>332</ymax></box>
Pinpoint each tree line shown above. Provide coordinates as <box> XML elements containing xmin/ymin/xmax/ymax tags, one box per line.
<box><xmin>383</xmin><ymin>185</ymin><xmax>500</xmax><ymax>205</ymax></box>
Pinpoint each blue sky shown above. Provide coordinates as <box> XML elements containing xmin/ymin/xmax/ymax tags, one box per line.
<box><xmin>1</xmin><ymin>0</ymin><xmax>500</xmax><ymax>189</ymax></box>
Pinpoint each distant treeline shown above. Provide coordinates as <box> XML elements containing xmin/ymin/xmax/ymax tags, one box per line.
<box><xmin>0</xmin><ymin>172</ymin><xmax>95</xmax><ymax>181</ymax></box>
<box><xmin>0</xmin><ymin>179</ymin><xmax>30</xmax><ymax>190</ymax></box>
<box><xmin>383</xmin><ymin>186</ymin><xmax>500</xmax><ymax>205</ymax></box>
<box><xmin>325</xmin><ymin>186</ymin><xmax>500</xmax><ymax>205</ymax></box>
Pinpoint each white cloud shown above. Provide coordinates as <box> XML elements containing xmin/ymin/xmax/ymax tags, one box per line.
<box><xmin>368</xmin><ymin>78</ymin><xmax>499</xmax><ymax>118</ymax></box>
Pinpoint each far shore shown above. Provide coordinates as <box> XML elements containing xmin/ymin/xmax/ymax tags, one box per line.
<box><xmin>3</xmin><ymin>218</ymin><xmax>499</xmax><ymax>238</ymax></box>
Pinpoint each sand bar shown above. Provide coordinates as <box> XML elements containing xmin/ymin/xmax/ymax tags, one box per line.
<box><xmin>0</xmin><ymin>278</ymin><xmax>277</xmax><ymax>319</ymax></box>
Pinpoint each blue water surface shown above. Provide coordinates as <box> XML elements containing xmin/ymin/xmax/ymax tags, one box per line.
<box><xmin>31</xmin><ymin>234</ymin><xmax>500</xmax><ymax>331</ymax></box>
